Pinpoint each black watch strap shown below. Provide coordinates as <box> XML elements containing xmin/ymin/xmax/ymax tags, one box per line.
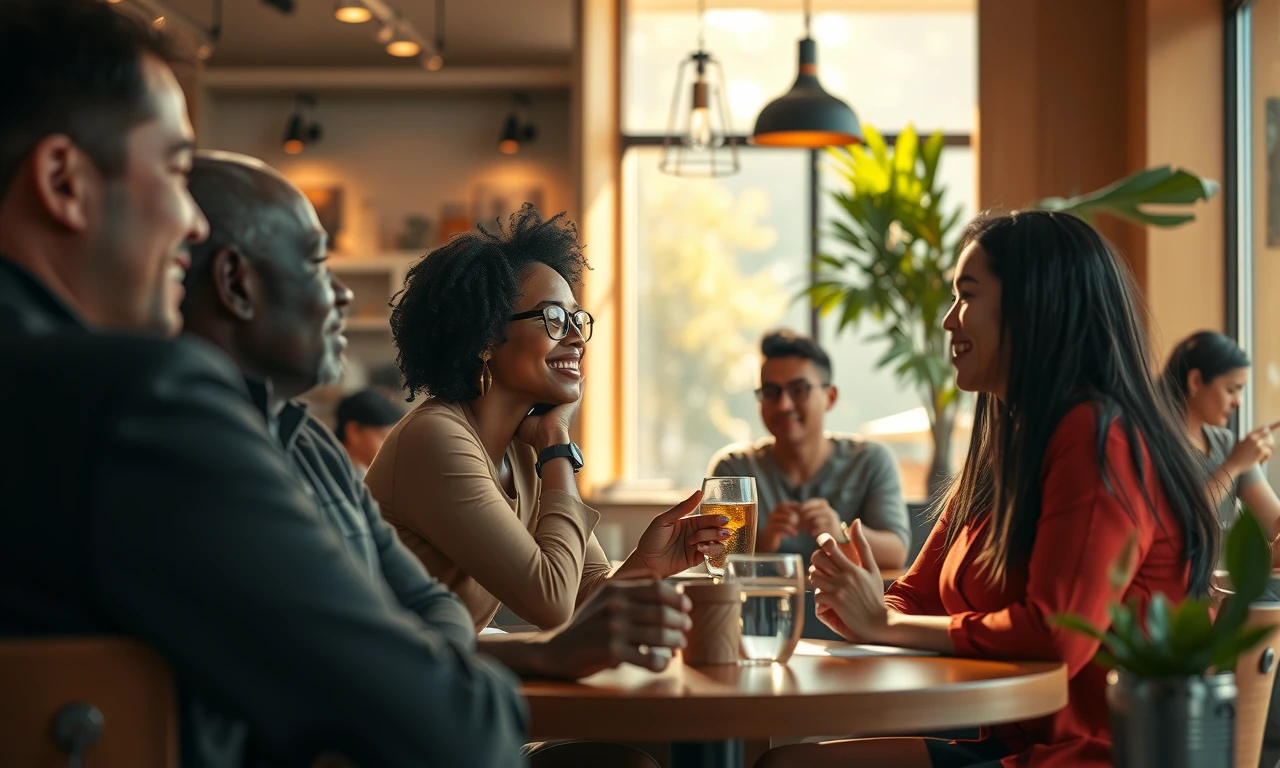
<box><xmin>536</xmin><ymin>443</ymin><xmax>583</xmax><ymax>477</ymax></box>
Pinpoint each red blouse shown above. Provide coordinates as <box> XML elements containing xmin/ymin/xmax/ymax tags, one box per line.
<box><xmin>884</xmin><ymin>403</ymin><xmax>1192</xmax><ymax>768</ymax></box>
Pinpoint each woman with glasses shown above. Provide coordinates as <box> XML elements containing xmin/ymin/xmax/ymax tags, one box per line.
<box><xmin>365</xmin><ymin>205</ymin><xmax>729</xmax><ymax>634</ymax></box>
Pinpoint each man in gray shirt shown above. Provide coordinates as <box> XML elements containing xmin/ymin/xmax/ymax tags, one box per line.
<box><xmin>708</xmin><ymin>330</ymin><xmax>909</xmax><ymax>568</ymax></box>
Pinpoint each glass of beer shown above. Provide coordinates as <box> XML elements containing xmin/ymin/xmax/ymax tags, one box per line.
<box><xmin>700</xmin><ymin>477</ymin><xmax>757</xmax><ymax>577</ymax></box>
<box><xmin>725</xmin><ymin>553</ymin><xmax>805</xmax><ymax>665</ymax></box>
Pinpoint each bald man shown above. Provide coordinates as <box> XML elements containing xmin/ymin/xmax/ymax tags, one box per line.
<box><xmin>179</xmin><ymin>152</ymin><xmax>689</xmax><ymax>768</ymax></box>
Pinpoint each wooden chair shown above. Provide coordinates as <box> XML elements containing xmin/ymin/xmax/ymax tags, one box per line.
<box><xmin>0</xmin><ymin>637</ymin><xmax>177</xmax><ymax>767</ymax></box>
<box><xmin>1236</xmin><ymin>602</ymin><xmax>1280</xmax><ymax>768</ymax></box>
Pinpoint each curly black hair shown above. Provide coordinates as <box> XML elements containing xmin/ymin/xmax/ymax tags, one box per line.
<box><xmin>390</xmin><ymin>204</ymin><xmax>589</xmax><ymax>402</ymax></box>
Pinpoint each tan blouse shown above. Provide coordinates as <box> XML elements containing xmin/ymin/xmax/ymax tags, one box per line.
<box><xmin>365</xmin><ymin>399</ymin><xmax>611</xmax><ymax>631</ymax></box>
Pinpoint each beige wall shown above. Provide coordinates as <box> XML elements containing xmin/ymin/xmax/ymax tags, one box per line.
<box><xmin>200</xmin><ymin>92</ymin><xmax>574</xmax><ymax>255</ymax></box>
<box><xmin>978</xmin><ymin>0</ymin><xmax>1225</xmax><ymax>364</ymax></box>
<box><xmin>1134</xmin><ymin>0</ymin><xmax>1224</xmax><ymax>361</ymax></box>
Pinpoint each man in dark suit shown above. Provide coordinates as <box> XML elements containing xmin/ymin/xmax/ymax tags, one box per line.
<box><xmin>0</xmin><ymin>2</ymin><xmax>526</xmax><ymax>766</ymax></box>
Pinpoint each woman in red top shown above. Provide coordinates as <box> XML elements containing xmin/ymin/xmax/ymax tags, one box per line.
<box><xmin>757</xmin><ymin>210</ymin><xmax>1219</xmax><ymax>768</ymax></box>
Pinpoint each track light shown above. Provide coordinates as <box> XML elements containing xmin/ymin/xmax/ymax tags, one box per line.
<box><xmin>332</xmin><ymin>1</ymin><xmax>436</xmax><ymax>64</ymax></box>
<box><xmin>333</xmin><ymin>0</ymin><xmax>371</xmax><ymax>23</ymax></box>
<box><xmin>385</xmin><ymin>28</ymin><xmax>420</xmax><ymax>58</ymax></box>
<box><xmin>282</xmin><ymin>95</ymin><xmax>322</xmax><ymax>155</ymax></box>
<box><xmin>498</xmin><ymin>94</ymin><xmax>537</xmax><ymax>155</ymax></box>
<box><xmin>429</xmin><ymin>0</ymin><xmax>445</xmax><ymax>70</ymax></box>
<box><xmin>107</xmin><ymin>0</ymin><xmax>223</xmax><ymax>61</ymax></box>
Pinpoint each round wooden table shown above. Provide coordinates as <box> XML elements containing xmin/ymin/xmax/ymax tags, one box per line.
<box><xmin>522</xmin><ymin>640</ymin><xmax>1068</xmax><ymax>768</ymax></box>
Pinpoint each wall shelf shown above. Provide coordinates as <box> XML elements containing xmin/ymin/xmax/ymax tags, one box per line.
<box><xmin>203</xmin><ymin>66</ymin><xmax>573</xmax><ymax>93</ymax></box>
<box><xmin>328</xmin><ymin>252</ymin><xmax>422</xmax><ymax>274</ymax></box>
<box><xmin>345</xmin><ymin>317</ymin><xmax>392</xmax><ymax>333</ymax></box>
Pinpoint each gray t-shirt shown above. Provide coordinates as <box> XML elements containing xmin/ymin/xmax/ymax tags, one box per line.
<box><xmin>707</xmin><ymin>434</ymin><xmax>911</xmax><ymax>559</ymax></box>
<box><xmin>1202</xmin><ymin>424</ymin><xmax>1264</xmax><ymax>526</ymax></box>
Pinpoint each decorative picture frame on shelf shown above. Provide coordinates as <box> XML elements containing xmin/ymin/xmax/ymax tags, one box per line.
<box><xmin>299</xmin><ymin>185</ymin><xmax>345</xmax><ymax>253</ymax></box>
<box><xmin>471</xmin><ymin>183</ymin><xmax>547</xmax><ymax>230</ymax></box>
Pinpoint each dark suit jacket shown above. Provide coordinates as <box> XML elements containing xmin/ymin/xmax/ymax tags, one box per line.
<box><xmin>0</xmin><ymin>257</ymin><xmax>528</xmax><ymax>767</ymax></box>
<box><xmin>246</xmin><ymin>380</ymin><xmax>469</xmax><ymax>628</ymax></box>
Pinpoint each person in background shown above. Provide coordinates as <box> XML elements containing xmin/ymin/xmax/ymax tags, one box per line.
<box><xmin>0</xmin><ymin>2</ymin><xmax>526</xmax><ymax>766</ymax></box>
<box><xmin>180</xmin><ymin>150</ymin><xmax>685</xmax><ymax>768</ymax></box>
<box><xmin>1161</xmin><ymin>330</ymin><xmax>1280</xmax><ymax>768</ymax></box>
<box><xmin>1161</xmin><ymin>330</ymin><xmax>1280</xmax><ymax>552</ymax></box>
<box><xmin>337</xmin><ymin>388</ymin><xmax>404</xmax><ymax>476</ymax></box>
<box><xmin>757</xmin><ymin>210</ymin><xmax>1219</xmax><ymax>768</ymax></box>
<box><xmin>367</xmin><ymin>360</ymin><xmax>408</xmax><ymax>401</ymax></box>
<box><xmin>367</xmin><ymin>205</ymin><xmax>730</xmax><ymax>632</ymax></box>
<box><xmin>707</xmin><ymin>330</ymin><xmax>910</xmax><ymax>569</ymax></box>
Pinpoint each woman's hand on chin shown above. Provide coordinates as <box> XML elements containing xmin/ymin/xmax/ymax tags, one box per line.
<box><xmin>615</xmin><ymin>490</ymin><xmax>732</xmax><ymax>579</ymax></box>
<box><xmin>516</xmin><ymin>398</ymin><xmax>581</xmax><ymax>451</ymax></box>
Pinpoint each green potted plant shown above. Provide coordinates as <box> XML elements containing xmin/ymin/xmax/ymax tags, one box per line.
<box><xmin>812</xmin><ymin>124</ymin><xmax>1219</xmax><ymax>498</ymax></box>
<box><xmin>1051</xmin><ymin>510</ymin><xmax>1276</xmax><ymax>768</ymax></box>
<box><xmin>809</xmin><ymin>124</ymin><xmax>963</xmax><ymax>500</ymax></box>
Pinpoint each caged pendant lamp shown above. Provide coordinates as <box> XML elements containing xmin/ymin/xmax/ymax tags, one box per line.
<box><xmin>659</xmin><ymin>0</ymin><xmax>738</xmax><ymax>177</ymax></box>
<box><xmin>750</xmin><ymin>0</ymin><xmax>861</xmax><ymax>148</ymax></box>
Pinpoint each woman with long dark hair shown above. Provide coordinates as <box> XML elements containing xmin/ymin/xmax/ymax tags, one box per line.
<box><xmin>1161</xmin><ymin>330</ymin><xmax>1280</xmax><ymax>549</ymax></box>
<box><xmin>757</xmin><ymin>210</ymin><xmax>1219</xmax><ymax>768</ymax></box>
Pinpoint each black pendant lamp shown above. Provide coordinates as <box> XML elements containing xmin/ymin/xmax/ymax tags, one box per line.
<box><xmin>750</xmin><ymin>0</ymin><xmax>861</xmax><ymax>148</ymax></box>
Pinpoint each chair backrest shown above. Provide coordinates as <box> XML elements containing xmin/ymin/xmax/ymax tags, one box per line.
<box><xmin>1235</xmin><ymin>602</ymin><xmax>1280</xmax><ymax>768</ymax></box>
<box><xmin>0</xmin><ymin>637</ymin><xmax>177</xmax><ymax>768</ymax></box>
<box><xmin>906</xmin><ymin>502</ymin><xmax>933</xmax><ymax>565</ymax></box>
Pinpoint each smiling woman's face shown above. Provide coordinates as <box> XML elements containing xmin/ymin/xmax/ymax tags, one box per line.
<box><xmin>487</xmin><ymin>263</ymin><xmax>586</xmax><ymax>406</ymax></box>
<box><xmin>943</xmin><ymin>242</ymin><xmax>1006</xmax><ymax>397</ymax></box>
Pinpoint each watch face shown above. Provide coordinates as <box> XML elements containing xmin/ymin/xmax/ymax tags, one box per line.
<box><xmin>569</xmin><ymin>443</ymin><xmax>584</xmax><ymax>465</ymax></box>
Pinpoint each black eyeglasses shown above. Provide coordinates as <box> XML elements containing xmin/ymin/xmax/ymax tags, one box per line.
<box><xmin>754</xmin><ymin>380</ymin><xmax>827</xmax><ymax>404</ymax></box>
<box><xmin>510</xmin><ymin>306</ymin><xmax>594</xmax><ymax>342</ymax></box>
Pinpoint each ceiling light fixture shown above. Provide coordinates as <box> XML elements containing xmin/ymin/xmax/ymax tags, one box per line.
<box><xmin>659</xmin><ymin>0</ymin><xmax>738</xmax><ymax>177</ymax></box>
<box><xmin>498</xmin><ymin>94</ymin><xmax>537</xmax><ymax>155</ymax></box>
<box><xmin>108</xmin><ymin>0</ymin><xmax>222</xmax><ymax>59</ymax></box>
<box><xmin>332</xmin><ymin>0</ymin><xmax>439</xmax><ymax>64</ymax></box>
<box><xmin>333</xmin><ymin>0</ymin><xmax>372</xmax><ymax>24</ymax></box>
<box><xmin>385</xmin><ymin>27</ymin><xmax>420</xmax><ymax>58</ymax></box>
<box><xmin>282</xmin><ymin>94</ymin><xmax>322</xmax><ymax>155</ymax></box>
<box><xmin>422</xmin><ymin>0</ymin><xmax>445</xmax><ymax>71</ymax></box>
<box><xmin>749</xmin><ymin>0</ymin><xmax>862</xmax><ymax>148</ymax></box>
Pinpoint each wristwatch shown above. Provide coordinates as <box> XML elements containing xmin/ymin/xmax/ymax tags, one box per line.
<box><xmin>536</xmin><ymin>442</ymin><xmax>584</xmax><ymax>477</ymax></box>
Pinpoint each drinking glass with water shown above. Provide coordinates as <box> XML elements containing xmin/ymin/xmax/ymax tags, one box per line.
<box><xmin>725</xmin><ymin>553</ymin><xmax>804</xmax><ymax>665</ymax></box>
<box><xmin>699</xmin><ymin>477</ymin><xmax>757</xmax><ymax>577</ymax></box>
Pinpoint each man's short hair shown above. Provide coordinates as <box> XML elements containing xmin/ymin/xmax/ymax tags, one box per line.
<box><xmin>0</xmin><ymin>0</ymin><xmax>180</xmax><ymax>194</ymax></box>
<box><xmin>761</xmin><ymin>329</ymin><xmax>832</xmax><ymax>383</ymax></box>
<box><xmin>336</xmin><ymin>389</ymin><xmax>404</xmax><ymax>444</ymax></box>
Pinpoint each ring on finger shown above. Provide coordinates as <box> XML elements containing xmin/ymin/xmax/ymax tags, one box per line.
<box><xmin>638</xmin><ymin>643</ymin><xmax>651</xmax><ymax>656</ymax></box>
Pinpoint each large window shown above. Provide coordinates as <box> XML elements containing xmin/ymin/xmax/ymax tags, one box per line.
<box><xmin>1230</xmin><ymin>0</ymin><xmax>1280</xmax><ymax>489</ymax></box>
<box><xmin>621</xmin><ymin>2</ymin><xmax>977</xmax><ymax>498</ymax></box>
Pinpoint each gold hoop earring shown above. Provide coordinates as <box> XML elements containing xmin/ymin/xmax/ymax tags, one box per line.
<box><xmin>478</xmin><ymin>352</ymin><xmax>493</xmax><ymax>397</ymax></box>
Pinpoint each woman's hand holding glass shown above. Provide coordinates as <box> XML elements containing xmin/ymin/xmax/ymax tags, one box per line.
<box><xmin>614</xmin><ymin>490</ymin><xmax>731</xmax><ymax>580</ymax></box>
<box><xmin>809</xmin><ymin>520</ymin><xmax>890</xmax><ymax>643</ymax></box>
